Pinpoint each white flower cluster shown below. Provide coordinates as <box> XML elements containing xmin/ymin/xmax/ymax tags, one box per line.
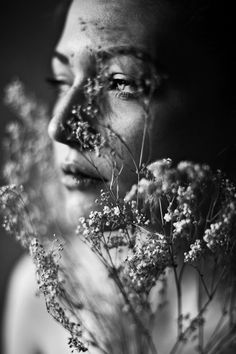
<box><xmin>29</xmin><ymin>238</ymin><xmax>87</xmax><ymax>353</ymax></box>
<box><xmin>76</xmin><ymin>191</ymin><xmax>148</xmax><ymax>252</ymax></box>
<box><xmin>184</xmin><ymin>239</ymin><xmax>203</xmax><ymax>263</ymax></box>
<box><xmin>203</xmin><ymin>200</ymin><xmax>236</xmax><ymax>252</ymax></box>
<box><xmin>65</xmin><ymin>107</ymin><xmax>105</xmax><ymax>156</ymax></box>
<box><xmin>125</xmin><ymin>232</ymin><xmax>171</xmax><ymax>295</ymax></box>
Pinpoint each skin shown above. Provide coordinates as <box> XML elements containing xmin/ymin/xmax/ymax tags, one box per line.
<box><xmin>48</xmin><ymin>0</ymin><xmax>230</xmax><ymax>225</ymax></box>
<box><xmin>5</xmin><ymin>2</ymin><xmax>235</xmax><ymax>354</ymax></box>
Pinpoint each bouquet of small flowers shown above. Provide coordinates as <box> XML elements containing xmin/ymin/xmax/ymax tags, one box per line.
<box><xmin>1</xmin><ymin>80</ymin><xmax>236</xmax><ymax>354</ymax></box>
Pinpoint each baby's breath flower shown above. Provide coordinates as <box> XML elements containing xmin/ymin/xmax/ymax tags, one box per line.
<box><xmin>76</xmin><ymin>191</ymin><xmax>148</xmax><ymax>252</ymax></box>
<box><xmin>113</xmin><ymin>206</ymin><xmax>120</xmax><ymax>216</ymax></box>
<box><xmin>2</xmin><ymin>95</ymin><xmax>236</xmax><ymax>354</ymax></box>
<box><xmin>29</xmin><ymin>237</ymin><xmax>88</xmax><ymax>352</ymax></box>
<box><xmin>0</xmin><ymin>184</ymin><xmax>35</xmax><ymax>247</ymax></box>
<box><xmin>173</xmin><ymin>218</ymin><xmax>192</xmax><ymax>238</ymax></box>
<box><xmin>164</xmin><ymin>212</ymin><xmax>172</xmax><ymax>223</ymax></box>
<box><xmin>3</xmin><ymin>80</ymin><xmax>52</xmax><ymax>185</ymax></box>
<box><xmin>147</xmin><ymin>158</ymin><xmax>172</xmax><ymax>179</ymax></box>
<box><xmin>184</xmin><ymin>239</ymin><xmax>204</xmax><ymax>263</ymax></box>
<box><xmin>123</xmin><ymin>232</ymin><xmax>171</xmax><ymax>296</ymax></box>
<box><xmin>65</xmin><ymin>113</ymin><xmax>105</xmax><ymax>156</ymax></box>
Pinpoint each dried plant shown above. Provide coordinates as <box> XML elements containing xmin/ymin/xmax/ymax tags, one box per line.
<box><xmin>1</xmin><ymin>76</ymin><xmax>236</xmax><ymax>354</ymax></box>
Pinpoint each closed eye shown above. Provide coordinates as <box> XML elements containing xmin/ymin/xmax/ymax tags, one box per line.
<box><xmin>46</xmin><ymin>77</ymin><xmax>71</xmax><ymax>96</ymax></box>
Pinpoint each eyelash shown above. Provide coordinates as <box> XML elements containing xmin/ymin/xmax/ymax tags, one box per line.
<box><xmin>46</xmin><ymin>75</ymin><xmax>141</xmax><ymax>101</ymax></box>
<box><xmin>108</xmin><ymin>76</ymin><xmax>138</xmax><ymax>100</ymax></box>
<box><xmin>46</xmin><ymin>77</ymin><xmax>70</xmax><ymax>96</ymax></box>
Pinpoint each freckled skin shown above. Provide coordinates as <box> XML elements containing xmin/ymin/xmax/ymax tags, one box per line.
<box><xmin>48</xmin><ymin>0</ymin><xmax>230</xmax><ymax>225</ymax></box>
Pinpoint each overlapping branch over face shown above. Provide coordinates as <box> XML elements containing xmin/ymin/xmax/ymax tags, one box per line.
<box><xmin>1</xmin><ymin>62</ymin><xmax>236</xmax><ymax>354</ymax></box>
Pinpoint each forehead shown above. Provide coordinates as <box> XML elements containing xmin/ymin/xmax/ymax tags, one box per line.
<box><xmin>56</xmin><ymin>0</ymin><xmax>175</xmax><ymax>61</ymax></box>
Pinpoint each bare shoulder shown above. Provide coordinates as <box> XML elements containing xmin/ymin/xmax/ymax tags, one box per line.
<box><xmin>4</xmin><ymin>255</ymin><xmax>71</xmax><ymax>354</ymax></box>
<box><xmin>3</xmin><ymin>255</ymin><xmax>39</xmax><ymax>354</ymax></box>
<box><xmin>6</xmin><ymin>255</ymin><xmax>38</xmax><ymax>306</ymax></box>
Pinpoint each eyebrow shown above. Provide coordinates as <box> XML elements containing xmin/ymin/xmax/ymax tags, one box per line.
<box><xmin>52</xmin><ymin>51</ymin><xmax>70</xmax><ymax>65</ymax></box>
<box><xmin>99</xmin><ymin>46</ymin><xmax>167</xmax><ymax>75</ymax></box>
<box><xmin>52</xmin><ymin>46</ymin><xmax>165</xmax><ymax>73</ymax></box>
<box><xmin>97</xmin><ymin>45</ymin><xmax>153</xmax><ymax>63</ymax></box>
<box><xmin>53</xmin><ymin>45</ymin><xmax>152</xmax><ymax>62</ymax></box>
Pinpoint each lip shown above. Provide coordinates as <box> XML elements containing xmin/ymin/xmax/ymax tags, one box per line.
<box><xmin>60</xmin><ymin>162</ymin><xmax>106</xmax><ymax>190</ymax></box>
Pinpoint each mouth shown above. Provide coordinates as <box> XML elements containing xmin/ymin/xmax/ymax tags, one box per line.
<box><xmin>60</xmin><ymin>162</ymin><xmax>106</xmax><ymax>190</ymax></box>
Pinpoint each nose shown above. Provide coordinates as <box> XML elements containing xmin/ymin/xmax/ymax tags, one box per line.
<box><xmin>48</xmin><ymin>76</ymin><xmax>86</xmax><ymax>144</ymax></box>
<box><xmin>48</xmin><ymin>86</ymin><xmax>81</xmax><ymax>144</ymax></box>
<box><xmin>48</xmin><ymin>51</ymin><xmax>96</xmax><ymax>144</ymax></box>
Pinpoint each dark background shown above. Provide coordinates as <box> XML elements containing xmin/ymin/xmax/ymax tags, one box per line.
<box><xmin>0</xmin><ymin>2</ymin><xmax>64</xmax><ymax>353</ymax></box>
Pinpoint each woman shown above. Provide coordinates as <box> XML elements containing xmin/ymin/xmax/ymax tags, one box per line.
<box><xmin>3</xmin><ymin>0</ymin><xmax>236</xmax><ymax>353</ymax></box>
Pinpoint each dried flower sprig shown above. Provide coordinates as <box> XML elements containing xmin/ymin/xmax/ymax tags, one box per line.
<box><xmin>29</xmin><ymin>238</ymin><xmax>88</xmax><ymax>353</ymax></box>
<box><xmin>0</xmin><ymin>184</ymin><xmax>36</xmax><ymax>248</ymax></box>
<box><xmin>2</xmin><ymin>79</ymin><xmax>236</xmax><ymax>354</ymax></box>
<box><xmin>3</xmin><ymin>79</ymin><xmax>52</xmax><ymax>185</ymax></box>
<box><xmin>2</xmin><ymin>159</ymin><xmax>236</xmax><ymax>353</ymax></box>
<box><xmin>64</xmin><ymin>104</ymin><xmax>105</xmax><ymax>157</ymax></box>
<box><xmin>75</xmin><ymin>159</ymin><xmax>236</xmax><ymax>353</ymax></box>
<box><xmin>0</xmin><ymin>184</ymin><xmax>92</xmax><ymax>352</ymax></box>
<box><xmin>2</xmin><ymin>80</ymin><xmax>59</xmax><ymax>236</ymax></box>
<box><xmin>77</xmin><ymin>190</ymin><xmax>148</xmax><ymax>252</ymax></box>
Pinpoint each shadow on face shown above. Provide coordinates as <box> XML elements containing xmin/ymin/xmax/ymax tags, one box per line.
<box><xmin>48</xmin><ymin>0</ymin><xmax>235</xmax><ymax>223</ymax></box>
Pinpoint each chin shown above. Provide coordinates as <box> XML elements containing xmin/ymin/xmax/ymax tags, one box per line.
<box><xmin>64</xmin><ymin>189</ymin><xmax>99</xmax><ymax>227</ymax></box>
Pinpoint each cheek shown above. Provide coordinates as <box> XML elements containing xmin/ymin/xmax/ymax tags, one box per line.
<box><xmin>148</xmin><ymin>92</ymin><xmax>213</xmax><ymax>163</ymax></box>
<box><xmin>105</xmin><ymin>98</ymin><xmax>148</xmax><ymax>162</ymax></box>
<box><xmin>103</xmin><ymin>99</ymin><xmax>150</xmax><ymax>192</ymax></box>
<box><xmin>103</xmin><ymin>91</ymin><xmax>189</xmax><ymax>176</ymax></box>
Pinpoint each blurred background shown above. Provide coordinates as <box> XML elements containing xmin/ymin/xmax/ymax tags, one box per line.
<box><xmin>0</xmin><ymin>2</ymin><xmax>65</xmax><ymax>352</ymax></box>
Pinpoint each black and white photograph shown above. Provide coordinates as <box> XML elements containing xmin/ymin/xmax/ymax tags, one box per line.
<box><xmin>0</xmin><ymin>1</ymin><xmax>236</xmax><ymax>353</ymax></box>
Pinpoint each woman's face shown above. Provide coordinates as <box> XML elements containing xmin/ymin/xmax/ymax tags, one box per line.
<box><xmin>48</xmin><ymin>0</ymin><xmax>226</xmax><ymax>224</ymax></box>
